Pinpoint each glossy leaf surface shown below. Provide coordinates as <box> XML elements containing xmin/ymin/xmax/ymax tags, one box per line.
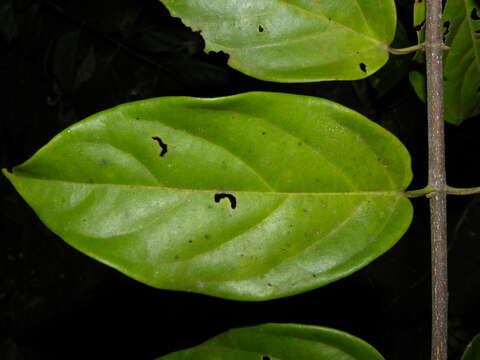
<box><xmin>3</xmin><ymin>92</ymin><xmax>413</xmax><ymax>301</ymax></box>
<box><xmin>462</xmin><ymin>333</ymin><xmax>480</xmax><ymax>360</ymax></box>
<box><xmin>156</xmin><ymin>323</ymin><xmax>385</xmax><ymax>360</ymax></box>
<box><xmin>158</xmin><ymin>0</ymin><xmax>397</xmax><ymax>82</ymax></box>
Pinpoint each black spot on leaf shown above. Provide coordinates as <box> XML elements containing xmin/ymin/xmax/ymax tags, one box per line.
<box><xmin>151</xmin><ymin>136</ymin><xmax>168</xmax><ymax>157</ymax></box>
<box><xmin>359</xmin><ymin>63</ymin><xmax>367</xmax><ymax>73</ymax></box>
<box><xmin>214</xmin><ymin>193</ymin><xmax>237</xmax><ymax>209</ymax></box>
<box><xmin>472</xmin><ymin>8</ymin><xmax>480</xmax><ymax>20</ymax></box>
<box><xmin>258</xmin><ymin>25</ymin><xmax>264</xmax><ymax>32</ymax></box>
<box><xmin>262</xmin><ymin>356</ymin><xmax>271</xmax><ymax>360</ymax></box>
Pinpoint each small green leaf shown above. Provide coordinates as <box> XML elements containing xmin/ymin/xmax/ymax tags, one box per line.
<box><xmin>413</xmin><ymin>0</ymin><xmax>426</xmax><ymax>30</ymax></box>
<box><xmin>158</xmin><ymin>0</ymin><xmax>397</xmax><ymax>82</ymax></box>
<box><xmin>462</xmin><ymin>333</ymin><xmax>480</xmax><ymax>360</ymax></box>
<box><xmin>410</xmin><ymin>0</ymin><xmax>480</xmax><ymax>124</ymax></box>
<box><xmin>408</xmin><ymin>1</ymin><xmax>426</xmax><ymax>94</ymax></box>
<box><xmin>3</xmin><ymin>92</ymin><xmax>413</xmax><ymax>301</ymax></box>
<box><xmin>156</xmin><ymin>323</ymin><xmax>385</xmax><ymax>360</ymax></box>
<box><xmin>443</xmin><ymin>0</ymin><xmax>480</xmax><ymax>124</ymax></box>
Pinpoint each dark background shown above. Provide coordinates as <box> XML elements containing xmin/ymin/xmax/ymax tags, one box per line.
<box><xmin>1</xmin><ymin>0</ymin><xmax>480</xmax><ymax>359</ymax></box>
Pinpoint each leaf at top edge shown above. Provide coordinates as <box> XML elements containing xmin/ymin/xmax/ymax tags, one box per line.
<box><xmin>3</xmin><ymin>92</ymin><xmax>413</xmax><ymax>301</ymax></box>
<box><xmin>462</xmin><ymin>333</ymin><xmax>480</xmax><ymax>360</ymax></box>
<box><xmin>156</xmin><ymin>323</ymin><xmax>385</xmax><ymax>360</ymax></box>
<box><xmin>443</xmin><ymin>0</ymin><xmax>480</xmax><ymax>124</ymax></box>
<box><xmin>158</xmin><ymin>0</ymin><xmax>397</xmax><ymax>82</ymax></box>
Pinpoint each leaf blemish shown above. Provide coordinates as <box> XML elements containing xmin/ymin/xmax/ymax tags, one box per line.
<box><xmin>151</xmin><ymin>136</ymin><xmax>168</xmax><ymax>157</ymax></box>
<box><xmin>258</xmin><ymin>25</ymin><xmax>264</xmax><ymax>32</ymax></box>
<box><xmin>262</xmin><ymin>356</ymin><xmax>271</xmax><ymax>360</ymax></box>
<box><xmin>214</xmin><ymin>193</ymin><xmax>237</xmax><ymax>209</ymax></box>
<box><xmin>443</xmin><ymin>21</ymin><xmax>450</xmax><ymax>41</ymax></box>
<box><xmin>471</xmin><ymin>8</ymin><xmax>480</xmax><ymax>20</ymax></box>
<box><xmin>359</xmin><ymin>63</ymin><xmax>367</xmax><ymax>73</ymax></box>
<box><xmin>414</xmin><ymin>20</ymin><xmax>425</xmax><ymax>32</ymax></box>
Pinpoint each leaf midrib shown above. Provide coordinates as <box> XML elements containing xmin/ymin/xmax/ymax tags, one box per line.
<box><xmin>7</xmin><ymin>172</ymin><xmax>405</xmax><ymax>197</ymax></box>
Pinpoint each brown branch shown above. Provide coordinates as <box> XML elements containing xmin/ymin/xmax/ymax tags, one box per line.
<box><xmin>425</xmin><ymin>0</ymin><xmax>448</xmax><ymax>359</ymax></box>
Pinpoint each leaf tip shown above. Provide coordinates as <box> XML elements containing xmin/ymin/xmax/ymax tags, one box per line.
<box><xmin>1</xmin><ymin>167</ymin><xmax>13</xmax><ymax>176</ymax></box>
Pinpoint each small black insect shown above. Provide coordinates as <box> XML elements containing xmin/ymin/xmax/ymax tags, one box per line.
<box><xmin>214</xmin><ymin>193</ymin><xmax>237</xmax><ymax>209</ymax></box>
<box><xmin>151</xmin><ymin>136</ymin><xmax>168</xmax><ymax>157</ymax></box>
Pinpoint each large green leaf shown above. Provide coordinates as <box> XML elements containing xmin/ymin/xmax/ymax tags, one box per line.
<box><xmin>409</xmin><ymin>0</ymin><xmax>480</xmax><ymax>124</ymax></box>
<box><xmin>156</xmin><ymin>323</ymin><xmax>385</xmax><ymax>360</ymax></box>
<box><xmin>462</xmin><ymin>333</ymin><xmax>480</xmax><ymax>360</ymax></box>
<box><xmin>3</xmin><ymin>92</ymin><xmax>413</xmax><ymax>301</ymax></box>
<box><xmin>158</xmin><ymin>0</ymin><xmax>397</xmax><ymax>82</ymax></box>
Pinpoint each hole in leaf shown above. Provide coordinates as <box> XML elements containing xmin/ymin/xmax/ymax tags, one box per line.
<box><xmin>151</xmin><ymin>136</ymin><xmax>168</xmax><ymax>157</ymax></box>
<box><xmin>207</xmin><ymin>50</ymin><xmax>230</xmax><ymax>65</ymax></box>
<box><xmin>414</xmin><ymin>20</ymin><xmax>426</xmax><ymax>32</ymax></box>
<box><xmin>258</xmin><ymin>25</ymin><xmax>264</xmax><ymax>32</ymax></box>
<box><xmin>359</xmin><ymin>63</ymin><xmax>367</xmax><ymax>73</ymax></box>
<box><xmin>443</xmin><ymin>21</ymin><xmax>450</xmax><ymax>37</ymax></box>
<box><xmin>471</xmin><ymin>8</ymin><xmax>480</xmax><ymax>20</ymax></box>
<box><xmin>214</xmin><ymin>193</ymin><xmax>237</xmax><ymax>209</ymax></box>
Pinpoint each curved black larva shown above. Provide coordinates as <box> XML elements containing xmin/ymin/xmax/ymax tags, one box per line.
<box><xmin>151</xmin><ymin>136</ymin><xmax>168</xmax><ymax>157</ymax></box>
<box><xmin>214</xmin><ymin>193</ymin><xmax>237</xmax><ymax>209</ymax></box>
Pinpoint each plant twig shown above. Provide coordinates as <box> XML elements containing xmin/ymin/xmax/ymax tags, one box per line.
<box><xmin>405</xmin><ymin>186</ymin><xmax>433</xmax><ymax>198</ymax></box>
<box><xmin>425</xmin><ymin>0</ymin><xmax>448</xmax><ymax>359</ymax></box>
<box><xmin>447</xmin><ymin>186</ymin><xmax>480</xmax><ymax>196</ymax></box>
<box><xmin>388</xmin><ymin>43</ymin><xmax>424</xmax><ymax>55</ymax></box>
